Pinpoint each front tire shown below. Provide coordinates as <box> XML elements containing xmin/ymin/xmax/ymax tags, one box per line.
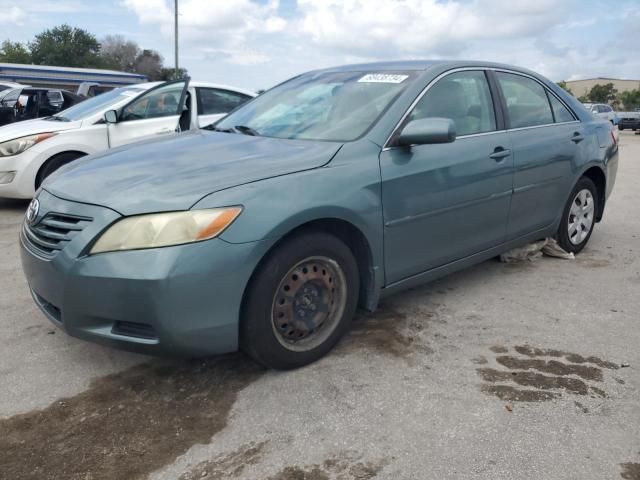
<box><xmin>241</xmin><ymin>231</ymin><xmax>359</xmax><ymax>370</ymax></box>
<box><xmin>557</xmin><ymin>177</ymin><xmax>598</xmax><ymax>254</ymax></box>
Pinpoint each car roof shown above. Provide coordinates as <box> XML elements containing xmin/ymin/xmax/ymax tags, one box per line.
<box><xmin>189</xmin><ymin>81</ymin><xmax>256</xmax><ymax>97</ymax></box>
<box><xmin>121</xmin><ymin>81</ymin><xmax>256</xmax><ymax>97</ymax></box>
<box><xmin>316</xmin><ymin>59</ymin><xmax>541</xmax><ymax>74</ymax></box>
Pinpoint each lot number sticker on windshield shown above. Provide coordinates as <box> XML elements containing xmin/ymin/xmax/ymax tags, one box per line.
<box><xmin>358</xmin><ymin>74</ymin><xmax>409</xmax><ymax>84</ymax></box>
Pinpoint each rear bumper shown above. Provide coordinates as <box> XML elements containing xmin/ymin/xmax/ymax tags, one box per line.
<box><xmin>20</xmin><ymin>189</ymin><xmax>273</xmax><ymax>357</ymax></box>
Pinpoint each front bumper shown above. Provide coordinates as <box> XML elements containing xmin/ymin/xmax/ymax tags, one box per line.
<box><xmin>20</xmin><ymin>189</ymin><xmax>273</xmax><ymax>357</ymax></box>
<box><xmin>0</xmin><ymin>148</ymin><xmax>44</xmax><ymax>199</ymax></box>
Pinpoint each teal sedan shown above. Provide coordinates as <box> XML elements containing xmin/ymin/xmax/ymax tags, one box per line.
<box><xmin>20</xmin><ymin>61</ymin><xmax>618</xmax><ymax>369</ymax></box>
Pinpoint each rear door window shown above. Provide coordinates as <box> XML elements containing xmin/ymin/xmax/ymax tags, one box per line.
<box><xmin>409</xmin><ymin>70</ymin><xmax>496</xmax><ymax>137</ymax></box>
<box><xmin>496</xmin><ymin>72</ymin><xmax>554</xmax><ymax>128</ymax></box>
<box><xmin>196</xmin><ymin>88</ymin><xmax>252</xmax><ymax>115</ymax></box>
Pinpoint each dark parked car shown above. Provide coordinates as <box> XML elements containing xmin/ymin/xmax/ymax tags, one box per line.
<box><xmin>21</xmin><ymin>61</ymin><xmax>619</xmax><ymax>369</ymax></box>
<box><xmin>617</xmin><ymin>110</ymin><xmax>640</xmax><ymax>131</ymax></box>
<box><xmin>0</xmin><ymin>87</ymin><xmax>84</xmax><ymax>126</ymax></box>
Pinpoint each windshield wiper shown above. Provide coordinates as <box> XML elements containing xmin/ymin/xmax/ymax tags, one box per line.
<box><xmin>203</xmin><ymin>125</ymin><xmax>235</xmax><ymax>133</ymax></box>
<box><xmin>46</xmin><ymin>115</ymin><xmax>70</xmax><ymax>122</ymax></box>
<box><xmin>234</xmin><ymin>125</ymin><xmax>260</xmax><ymax>136</ymax></box>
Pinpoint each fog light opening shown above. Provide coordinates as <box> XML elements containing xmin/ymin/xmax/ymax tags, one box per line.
<box><xmin>0</xmin><ymin>171</ymin><xmax>16</xmax><ymax>185</ymax></box>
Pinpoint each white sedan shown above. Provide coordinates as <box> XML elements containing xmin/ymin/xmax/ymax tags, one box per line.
<box><xmin>0</xmin><ymin>79</ymin><xmax>255</xmax><ymax>198</ymax></box>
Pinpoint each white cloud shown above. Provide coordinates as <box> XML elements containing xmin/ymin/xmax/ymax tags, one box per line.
<box><xmin>296</xmin><ymin>0</ymin><xmax>571</xmax><ymax>58</ymax></box>
<box><xmin>0</xmin><ymin>6</ymin><xmax>26</xmax><ymax>25</ymax></box>
<box><xmin>201</xmin><ymin>47</ymin><xmax>271</xmax><ymax>66</ymax></box>
<box><xmin>122</xmin><ymin>0</ymin><xmax>287</xmax><ymax>43</ymax></box>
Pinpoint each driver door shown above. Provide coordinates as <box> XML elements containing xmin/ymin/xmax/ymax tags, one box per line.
<box><xmin>107</xmin><ymin>79</ymin><xmax>190</xmax><ymax>148</ymax></box>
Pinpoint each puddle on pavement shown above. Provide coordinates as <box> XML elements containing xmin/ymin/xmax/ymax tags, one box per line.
<box><xmin>0</xmin><ymin>354</ymin><xmax>264</xmax><ymax>480</ymax></box>
<box><xmin>336</xmin><ymin>303</ymin><xmax>435</xmax><ymax>359</ymax></box>
<box><xmin>265</xmin><ymin>452</ymin><xmax>388</xmax><ymax>480</ymax></box>
<box><xmin>621</xmin><ymin>462</ymin><xmax>640</xmax><ymax>480</ymax></box>
<box><xmin>477</xmin><ymin>345</ymin><xmax>620</xmax><ymax>403</ymax></box>
<box><xmin>178</xmin><ymin>441</ymin><xmax>267</xmax><ymax>480</ymax></box>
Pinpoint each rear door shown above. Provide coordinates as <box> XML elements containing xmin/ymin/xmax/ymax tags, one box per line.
<box><xmin>195</xmin><ymin>87</ymin><xmax>253</xmax><ymax>127</ymax></box>
<box><xmin>494</xmin><ymin>71</ymin><xmax>583</xmax><ymax>239</ymax></box>
<box><xmin>107</xmin><ymin>80</ymin><xmax>189</xmax><ymax>148</ymax></box>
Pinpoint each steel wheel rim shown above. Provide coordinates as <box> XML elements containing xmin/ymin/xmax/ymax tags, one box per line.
<box><xmin>271</xmin><ymin>256</ymin><xmax>348</xmax><ymax>352</ymax></box>
<box><xmin>568</xmin><ymin>188</ymin><xmax>595</xmax><ymax>245</ymax></box>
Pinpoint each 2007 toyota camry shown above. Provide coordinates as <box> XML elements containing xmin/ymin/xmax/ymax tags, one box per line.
<box><xmin>20</xmin><ymin>61</ymin><xmax>618</xmax><ymax>369</ymax></box>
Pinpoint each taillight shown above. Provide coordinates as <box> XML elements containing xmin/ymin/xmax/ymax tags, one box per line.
<box><xmin>611</xmin><ymin>126</ymin><xmax>618</xmax><ymax>146</ymax></box>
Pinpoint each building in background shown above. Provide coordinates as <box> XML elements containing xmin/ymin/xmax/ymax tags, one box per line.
<box><xmin>0</xmin><ymin>63</ymin><xmax>147</xmax><ymax>95</ymax></box>
<box><xmin>566</xmin><ymin>77</ymin><xmax>640</xmax><ymax>98</ymax></box>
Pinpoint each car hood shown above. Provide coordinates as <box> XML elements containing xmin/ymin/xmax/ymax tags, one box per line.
<box><xmin>44</xmin><ymin>130</ymin><xmax>343</xmax><ymax>215</ymax></box>
<box><xmin>0</xmin><ymin>117</ymin><xmax>80</xmax><ymax>143</ymax></box>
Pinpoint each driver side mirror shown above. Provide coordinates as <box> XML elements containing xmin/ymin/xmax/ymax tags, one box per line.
<box><xmin>397</xmin><ymin>118</ymin><xmax>456</xmax><ymax>146</ymax></box>
<box><xmin>104</xmin><ymin>110</ymin><xmax>118</xmax><ymax>124</ymax></box>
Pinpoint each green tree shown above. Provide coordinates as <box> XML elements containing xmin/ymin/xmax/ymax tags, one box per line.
<box><xmin>620</xmin><ymin>90</ymin><xmax>640</xmax><ymax>111</ymax></box>
<box><xmin>30</xmin><ymin>25</ymin><xmax>103</xmax><ymax>68</ymax></box>
<box><xmin>100</xmin><ymin>35</ymin><xmax>139</xmax><ymax>72</ymax></box>
<box><xmin>586</xmin><ymin>83</ymin><xmax>618</xmax><ymax>103</ymax></box>
<box><xmin>0</xmin><ymin>40</ymin><xmax>31</xmax><ymax>64</ymax></box>
<box><xmin>159</xmin><ymin>67</ymin><xmax>188</xmax><ymax>81</ymax></box>
<box><xmin>132</xmin><ymin>49</ymin><xmax>164</xmax><ymax>80</ymax></box>
<box><xmin>556</xmin><ymin>81</ymin><xmax>572</xmax><ymax>95</ymax></box>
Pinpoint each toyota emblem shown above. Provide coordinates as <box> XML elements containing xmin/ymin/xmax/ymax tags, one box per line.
<box><xmin>26</xmin><ymin>198</ymin><xmax>39</xmax><ymax>224</ymax></box>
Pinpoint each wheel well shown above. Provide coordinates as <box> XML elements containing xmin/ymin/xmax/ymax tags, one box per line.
<box><xmin>246</xmin><ymin>218</ymin><xmax>377</xmax><ymax>312</ymax></box>
<box><xmin>35</xmin><ymin>150</ymin><xmax>87</xmax><ymax>189</ymax></box>
<box><xmin>582</xmin><ymin>167</ymin><xmax>606</xmax><ymax>221</ymax></box>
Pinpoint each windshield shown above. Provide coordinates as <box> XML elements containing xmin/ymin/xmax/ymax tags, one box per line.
<box><xmin>51</xmin><ymin>86</ymin><xmax>147</xmax><ymax>121</ymax></box>
<box><xmin>214</xmin><ymin>71</ymin><xmax>414</xmax><ymax>142</ymax></box>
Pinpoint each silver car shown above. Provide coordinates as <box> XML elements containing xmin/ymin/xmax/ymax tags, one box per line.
<box><xmin>583</xmin><ymin>103</ymin><xmax>618</xmax><ymax>125</ymax></box>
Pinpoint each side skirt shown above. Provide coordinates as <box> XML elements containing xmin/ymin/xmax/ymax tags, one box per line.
<box><xmin>380</xmin><ymin>225</ymin><xmax>556</xmax><ymax>298</ymax></box>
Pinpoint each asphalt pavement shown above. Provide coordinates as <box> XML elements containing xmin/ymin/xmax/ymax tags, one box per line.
<box><xmin>1</xmin><ymin>132</ymin><xmax>639</xmax><ymax>480</ymax></box>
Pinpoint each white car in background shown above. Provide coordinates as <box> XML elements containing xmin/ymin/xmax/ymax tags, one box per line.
<box><xmin>583</xmin><ymin>102</ymin><xmax>618</xmax><ymax>125</ymax></box>
<box><xmin>0</xmin><ymin>79</ymin><xmax>255</xmax><ymax>198</ymax></box>
<box><xmin>0</xmin><ymin>81</ymin><xmax>25</xmax><ymax>93</ymax></box>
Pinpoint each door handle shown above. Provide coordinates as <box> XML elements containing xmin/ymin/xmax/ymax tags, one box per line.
<box><xmin>489</xmin><ymin>147</ymin><xmax>511</xmax><ymax>161</ymax></box>
<box><xmin>155</xmin><ymin>128</ymin><xmax>172</xmax><ymax>135</ymax></box>
<box><xmin>571</xmin><ymin>132</ymin><xmax>585</xmax><ymax>143</ymax></box>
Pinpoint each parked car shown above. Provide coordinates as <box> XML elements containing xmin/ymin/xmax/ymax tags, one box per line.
<box><xmin>583</xmin><ymin>102</ymin><xmax>618</xmax><ymax>125</ymax></box>
<box><xmin>0</xmin><ymin>81</ymin><xmax>25</xmax><ymax>93</ymax></box>
<box><xmin>0</xmin><ymin>87</ymin><xmax>84</xmax><ymax>126</ymax></box>
<box><xmin>20</xmin><ymin>61</ymin><xmax>618</xmax><ymax>369</ymax></box>
<box><xmin>617</xmin><ymin>109</ymin><xmax>640</xmax><ymax>131</ymax></box>
<box><xmin>76</xmin><ymin>82</ymin><xmax>113</xmax><ymax>98</ymax></box>
<box><xmin>0</xmin><ymin>79</ymin><xmax>255</xmax><ymax>198</ymax></box>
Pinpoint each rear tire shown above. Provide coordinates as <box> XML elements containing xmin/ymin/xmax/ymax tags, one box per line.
<box><xmin>241</xmin><ymin>231</ymin><xmax>359</xmax><ymax>370</ymax></box>
<box><xmin>35</xmin><ymin>152</ymin><xmax>85</xmax><ymax>189</ymax></box>
<box><xmin>557</xmin><ymin>177</ymin><xmax>598</xmax><ymax>254</ymax></box>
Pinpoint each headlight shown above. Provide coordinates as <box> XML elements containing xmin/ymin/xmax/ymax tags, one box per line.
<box><xmin>0</xmin><ymin>133</ymin><xmax>57</xmax><ymax>157</ymax></box>
<box><xmin>90</xmin><ymin>207</ymin><xmax>242</xmax><ymax>254</ymax></box>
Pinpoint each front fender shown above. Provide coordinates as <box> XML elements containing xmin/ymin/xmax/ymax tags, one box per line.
<box><xmin>192</xmin><ymin>139</ymin><xmax>385</xmax><ymax>284</ymax></box>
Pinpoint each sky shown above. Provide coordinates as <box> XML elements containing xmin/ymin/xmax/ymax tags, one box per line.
<box><xmin>0</xmin><ymin>0</ymin><xmax>638</xmax><ymax>91</ymax></box>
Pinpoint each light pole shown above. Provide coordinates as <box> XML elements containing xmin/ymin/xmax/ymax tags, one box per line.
<box><xmin>174</xmin><ymin>0</ymin><xmax>179</xmax><ymax>78</ymax></box>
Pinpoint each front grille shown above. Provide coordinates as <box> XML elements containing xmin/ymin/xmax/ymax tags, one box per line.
<box><xmin>23</xmin><ymin>212</ymin><xmax>93</xmax><ymax>257</ymax></box>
